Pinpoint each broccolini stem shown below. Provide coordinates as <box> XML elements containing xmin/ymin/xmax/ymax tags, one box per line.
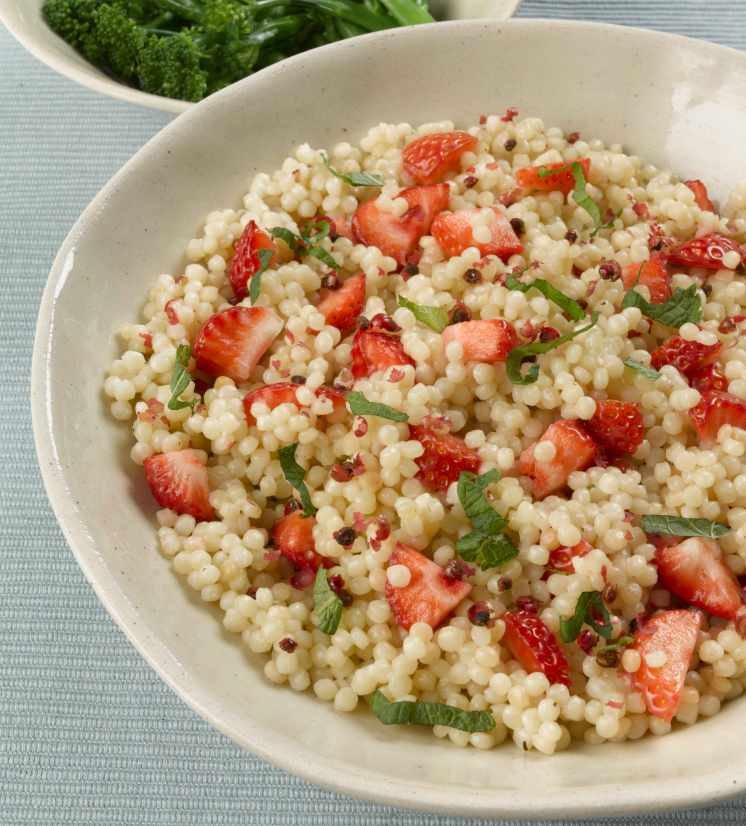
<box><xmin>288</xmin><ymin>0</ymin><xmax>398</xmax><ymax>31</ymax></box>
<box><xmin>378</xmin><ymin>0</ymin><xmax>434</xmax><ymax>25</ymax></box>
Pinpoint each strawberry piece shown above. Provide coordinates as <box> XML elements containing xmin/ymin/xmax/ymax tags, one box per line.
<box><xmin>650</xmin><ymin>335</ymin><xmax>721</xmax><ymax>377</ymax></box>
<box><xmin>684</xmin><ymin>180</ymin><xmax>714</xmax><ymax>213</ymax></box>
<box><xmin>621</xmin><ymin>253</ymin><xmax>671</xmax><ymax>303</ymax></box>
<box><xmin>228</xmin><ymin>220</ymin><xmax>276</xmax><ymax>300</ymax></box>
<box><xmin>317</xmin><ymin>272</ymin><xmax>365</xmax><ymax>333</ymax></box>
<box><xmin>385</xmin><ymin>543</ymin><xmax>471</xmax><ymax>630</ymax></box>
<box><xmin>409</xmin><ymin>416</ymin><xmax>480</xmax><ymax>492</ymax></box>
<box><xmin>503</xmin><ymin>609</ymin><xmax>570</xmax><ymax>686</ymax></box>
<box><xmin>193</xmin><ymin>306</ymin><xmax>283</xmax><ymax>384</ymax></box>
<box><xmin>243</xmin><ymin>382</ymin><xmax>346</xmax><ymax>425</ymax></box>
<box><xmin>431</xmin><ymin>207</ymin><xmax>523</xmax><ymax>260</ymax></box>
<box><xmin>548</xmin><ymin>539</ymin><xmax>593</xmax><ymax>573</ymax></box>
<box><xmin>402</xmin><ymin>131</ymin><xmax>478</xmax><ymax>185</ymax></box>
<box><xmin>632</xmin><ymin>610</ymin><xmax>701</xmax><ymax>720</ymax></box>
<box><xmin>442</xmin><ymin>318</ymin><xmax>518</xmax><ymax>363</ymax></box>
<box><xmin>690</xmin><ymin>363</ymin><xmax>728</xmax><ymax>394</ymax></box>
<box><xmin>689</xmin><ymin>391</ymin><xmax>746</xmax><ymax>442</ymax></box>
<box><xmin>350</xmin><ymin>329</ymin><xmax>414</xmax><ymax>379</ymax></box>
<box><xmin>515</xmin><ymin>158</ymin><xmax>591</xmax><ymax>196</ymax></box>
<box><xmin>143</xmin><ymin>449</ymin><xmax>214</xmax><ymax>521</ymax></box>
<box><xmin>272</xmin><ymin>510</ymin><xmax>329</xmax><ymax>571</ymax></box>
<box><xmin>585</xmin><ymin>399</ymin><xmax>644</xmax><ymax>457</ymax></box>
<box><xmin>668</xmin><ymin>233</ymin><xmax>741</xmax><ymax>271</ymax></box>
<box><xmin>656</xmin><ymin>537</ymin><xmax>742</xmax><ymax>619</ymax></box>
<box><xmin>517</xmin><ymin>419</ymin><xmax>597</xmax><ymax>499</ymax></box>
<box><xmin>352</xmin><ymin>183</ymin><xmax>449</xmax><ymax>266</ymax></box>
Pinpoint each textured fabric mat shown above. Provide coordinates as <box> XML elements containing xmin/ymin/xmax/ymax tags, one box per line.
<box><xmin>3</xmin><ymin>3</ymin><xmax>746</xmax><ymax>823</ymax></box>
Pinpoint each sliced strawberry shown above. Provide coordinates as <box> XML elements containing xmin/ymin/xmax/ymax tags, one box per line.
<box><xmin>385</xmin><ymin>543</ymin><xmax>471</xmax><ymax>630</ymax></box>
<box><xmin>442</xmin><ymin>318</ymin><xmax>518</xmax><ymax>363</ymax></box>
<box><xmin>650</xmin><ymin>335</ymin><xmax>721</xmax><ymax>377</ymax></box>
<box><xmin>431</xmin><ymin>207</ymin><xmax>522</xmax><ymax>260</ymax></box>
<box><xmin>585</xmin><ymin>399</ymin><xmax>644</xmax><ymax>457</ymax></box>
<box><xmin>329</xmin><ymin>215</ymin><xmax>355</xmax><ymax>241</ymax></box>
<box><xmin>656</xmin><ymin>537</ymin><xmax>742</xmax><ymax>619</ymax></box>
<box><xmin>632</xmin><ymin>610</ymin><xmax>701</xmax><ymax>720</ymax></box>
<box><xmin>352</xmin><ymin>183</ymin><xmax>449</xmax><ymax>267</ymax></box>
<box><xmin>503</xmin><ymin>609</ymin><xmax>570</xmax><ymax>686</ymax></box>
<box><xmin>517</xmin><ymin>419</ymin><xmax>597</xmax><ymax>499</ymax></box>
<box><xmin>689</xmin><ymin>391</ymin><xmax>746</xmax><ymax>442</ymax></box>
<box><xmin>547</xmin><ymin>539</ymin><xmax>593</xmax><ymax>573</ymax></box>
<box><xmin>350</xmin><ymin>329</ymin><xmax>415</xmax><ymax>379</ymax></box>
<box><xmin>690</xmin><ymin>363</ymin><xmax>728</xmax><ymax>394</ymax></box>
<box><xmin>515</xmin><ymin>158</ymin><xmax>591</xmax><ymax>196</ymax></box>
<box><xmin>143</xmin><ymin>449</ymin><xmax>214</xmax><ymax>521</ymax></box>
<box><xmin>684</xmin><ymin>180</ymin><xmax>714</xmax><ymax>213</ymax></box>
<box><xmin>228</xmin><ymin>220</ymin><xmax>276</xmax><ymax>300</ymax></box>
<box><xmin>621</xmin><ymin>254</ymin><xmax>671</xmax><ymax>303</ymax></box>
<box><xmin>317</xmin><ymin>272</ymin><xmax>365</xmax><ymax>333</ymax></box>
<box><xmin>193</xmin><ymin>306</ymin><xmax>283</xmax><ymax>384</ymax></box>
<box><xmin>402</xmin><ymin>131</ymin><xmax>478</xmax><ymax>185</ymax></box>
<box><xmin>243</xmin><ymin>382</ymin><xmax>346</xmax><ymax>425</ymax></box>
<box><xmin>272</xmin><ymin>510</ymin><xmax>329</xmax><ymax>571</ymax></box>
<box><xmin>409</xmin><ymin>416</ymin><xmax>480</xmax><ymax>492</ymax></box>
<box><xmin>668</xmin><ymin>233</ymin><xmax>741</xmax><ymax>271</ymax></box>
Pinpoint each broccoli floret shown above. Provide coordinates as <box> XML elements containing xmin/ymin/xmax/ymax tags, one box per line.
<box><xmin>194</xmin><ymin>0</ymin><xmax>260</xmax><ymax>91</ymax></box>
<box><xmin>137</xmin><ymin>31</ymin><xmax>208</xmax><ymax>101</ymax></box>
<box><xmin>43</xmin><ymin>0</ymin><xmax>105</xmax><ymax>63</ymax></box>
<box><xmin>93</xmin><ymin>4</ymin><xmax>147</xmax><ymax>80</ymax></box>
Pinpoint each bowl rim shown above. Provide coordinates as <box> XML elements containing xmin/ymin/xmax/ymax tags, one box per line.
<box><xmin>31</xmin><ymin>18</ymin><xmax>746</xmax><ymax>818</ymax></box>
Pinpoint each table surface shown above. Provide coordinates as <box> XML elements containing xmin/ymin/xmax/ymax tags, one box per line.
<box><xmin>4</xmin><ymin>3</ymin><xmax>746</xmax><ymax>824</ymax></box>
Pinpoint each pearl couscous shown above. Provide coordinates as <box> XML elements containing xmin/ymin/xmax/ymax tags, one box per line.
<box><xmin>104</xmin><ymin>111</ymin><xmax>746</xmax><ymax>753</ymax></box>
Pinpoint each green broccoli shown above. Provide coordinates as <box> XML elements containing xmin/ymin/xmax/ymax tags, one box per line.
<box><xmin>43</xmin><ymin>0</ymin><xmax>106</xmax><ymax>64</ymax></box>
<box><xmin>137</xmin><ymin>30</ymin><xmax>208</xmax><ymax>101</ymax></box>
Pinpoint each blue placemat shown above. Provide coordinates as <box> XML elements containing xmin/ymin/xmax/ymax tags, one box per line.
<box><xmin>3</xmin><ymin>4</ymin><xmax>746</xmax><ymax>824</ymax></box>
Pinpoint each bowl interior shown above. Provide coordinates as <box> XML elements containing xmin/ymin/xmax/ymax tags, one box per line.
<box><xmin>33</xmin><ymin>20</ymin><xmax>746</xmax><ymax>818</ymax></box>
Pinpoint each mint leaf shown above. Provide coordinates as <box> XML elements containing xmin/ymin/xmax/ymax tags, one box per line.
<box><xmin>313</xmin><ymin>568</ymin><xmax>343</xmax><ymax>634</ymax></box>
<box><xmin>598</xmin><ymin>635</ymin><xmax>634</xmax><ymax>653</ymax></box>
<box><xmin>270</xmin><ymin>225</ymin><xmax>338</xmax><ymax>270</ymax></box>
<box><xmin>323</xmin><ymin>153</ymin><xmax>384</xmax><ymax>188</ymax></box>
<box><xmin>370</xmin><ymin>690</ymin><xmax>495</xmax><ymax>733</ymax></box>
<box><xmin>278</xmin><ymin>443</ymin><xmax>317</xmax><ymax>517</ymax></box>
<box><xmin>641</xmin><ymin>515</ymin><xmax>730</xmax><ymax>539</ymax></box>
<box><xmin>167</xmin><ymin>344</ymin><xmax>196</xmax><ymax>411</ymax></box>
<box><xmin>307</xmin><ymin>245</ymin><xmax>338</xmax><ymax>270</ymax></box>
<box><xmin>346</xmin><ymin>391</ymin><xmax>408</xmax><ymax>422</ymax></box>
<box><xmin>590</xmin><ymin>209</ymin><xmax>622</xmax><ymax>238</ymax></box>
<box><xmin>506</xmin><ymin>314</ymin><xmax>598</xmax><ymax>385</ymax></box>
<box><xmin>560</xmin><ymin>591</ymin><xmax>613</xmax><ymax>643</ymax></box>
<box><xmin>270</xmin><ymin>226</ymin><xmax>302</xmax><ymax>252</ymax></box>
<box><xmin>397</xmin><ymin>295</ymin><xmax>449</xmax><ymax>333</ymax></box>
<box><xmin>623</xmin><ymin>358</ymin><xmax>660</xmax><ymax>380</ymax></box>
<box><xmin>622</xmin><ymin>285</ymin><xmax>702</xmax><ymax>327</ymax></box>
<box><xmin>570</xmin><ymin>161</ymin><xmax>602</xmax><ymax>227</ymax></box>
<box><xmin>250</xmin><ymin>248</ymin><xmax>274</xmax><ymax>306</ymax></box>
<box><xmin>505</xmin><ymin>275</ymin><xmax>586</xmax><ymax>321</ymax></box>
<box><xmin>456</xmin><ymin>531</ymin><xmax>518</xmax><ymax>570</ymax></box>
<box><xmin>457</xmin><ymin>470</ymin><xmax>504</xmax><ymax>534</ymax></box>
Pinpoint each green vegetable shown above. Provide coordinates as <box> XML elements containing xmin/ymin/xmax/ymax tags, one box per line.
<box><xmin>456</xmin><ymin>532</ymin><xmax>518</xmax><ymax>571</ymax></box>
<box><xmin>623</xmin><ymin>358</ymin><xmax>660</xmax><ymax>380</ymax></box>
<box><xmin>270</xmin><ymin>222</ymin><xmax>338</xmax><ymax>270</ymax></box>
<box><xmin>505</xmin><ymin>275</ymin><xmax>586</xmax><ymax>321</ymax></box>
<box><xmin>313</xmin><ymin>568</ymin><xmax>343</xmax><ymax>634</ymax></box>
<box><xmin>622</xmin><ymin>284</ymin><xmax>702</xmax><ymax>327</ymax></box>
<box><xmin>506</xmin><ymin>314</ymin><xmax>598</xmax><ymax>385</ymax></box>
<box><xmin>570</xmin><ymin>162</ymin><xmax>602</xmax><ymax>226</ymax></box>
<box><xmin>370</xmin><ymin>690</ymin><xmax>495</xmax><ymax>733</ymax></box>
<box><xmin>278</xmin><ymin>443</ymin><xmax>317</xmax><ymax>517</ymax></box>
<box><xmin>346</xmin><ymin>391</ymin><xmax>408</xmax><ymax>422</ymax></box>
<box><xmin>560</xmin><ymin>591</ymin><xmax>613</xmax><ymax>643</ymax></box>
<box><xmin>167</xmin><ymin>344</ymin><xmax>196</xmax><ymax>411</ymax></box>
<box><xmin>250</xmin><ymin>248</ymin><xmax>274</xmax><ymax>305</ymax></box>
<box><xmin>640</xmin><ymin>515</ymin><xmax>730</xmax><ymax>539</ymax></box>
<box><xmin>323</xmin><ymin>153</ymin><xmax>384</xmax><ymax>188</ymax></box>
<box><xmin>397</xmin><ymin>296</ymin><xmax>449</xmax><ymax>333</ymax></box>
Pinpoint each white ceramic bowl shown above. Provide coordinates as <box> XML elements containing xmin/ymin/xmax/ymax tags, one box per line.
<box><xmin>33</xmin><ymin>19</ymin><xmax>746</xmax><ymax>819</ymax></box>
<box><xmin>0</xmin><ymin>0</ymin><xmax>521</xmax><ymax>113</ymax></box>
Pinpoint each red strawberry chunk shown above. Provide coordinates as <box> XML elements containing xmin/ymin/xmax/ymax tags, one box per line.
<box><xmin>243</xmin><ymin>382</ymin><xmax>346</xmax><ymax>425</ymax></box>
<box><xmin>515</xmin><ymin>158</ymin><xmax>591</xmax><ymax>196</ymax></box>
<box><xmin>229</xmin><ymin>220</ymin><xmax>276</xmax><ymax>300</ymax></box>
<box><xmin>690</xmin><ymin>363</ymin><xmax>728</xmax><ymax>394</ymax></box>
<box><xmin>272</xmin><ymin>511</ymin><xmax>329</xmax><ymax>571</ymax></box>
<box><xmin>668</xmin><ymin>233</ymin><xmax>741</xmax><ymax>271</ymax></box>
<box><xmin>442</xmin><ymin>318</ymin><xmax>518</xmax><ymax>363</ymax></box>
<box><xmin>350</xmin><ymin>329</ymin><xmax>414</xmax><ymax>379</ymax></box>
<box><xmin>650</xmin><ymin>335</ymin><xmax>721</xmax><ymax>377</ymax></box>
<box><xmin>656</xmin><ymin>537</ymin><xmax>742</xmax><ymax>619</ymax></box>
<box><xmin>143</xmin><ymin>449</ymin><xmax>214</xmax><ymax>521</ymax></box>
<box><xmin>385</xmin><ymin>543</ymin><xmax>471</xmax><ymax>630</ymax></box>
<box><xmin>689</xmin><ymin>391</ymin><xmax>746</xmax><ymax>442</ymax></box>
<box><xmin>632</xmin><ymin>610</ymin><xmax>701</xmax><ymax>720</ymax></box>
<box><xmin>503</xmin><ymin>609</ymin><xmax>570</xmax><ymax>686</ymax></box>
<box><xmin>431</xmin><ymin>207</ymin><xmax>522</xmax><ymax>260</ymax></box>
<box><xmin>684</xmin><ymin>180</ymin><xmax>714</xmax><ymax>213</ymax></box>
<box><xmin>409</xmin><ymin>416</ymin><xmax>480</xmax><ymax>492</ymax></box>
<box><xmin>621</xmin><ymin>254</ymin><xmax>671</xmax><ymax>303</ymax></box>
<box><xmin>193</xmin><ymin>306</ymin><xmax>283</xmax><ymax>384</ymax></box>
<box><xmin>402</xmin><ymin>131</ymin><xmax>478</xmax><ymax>185</ymax></box>
<box><xmin>352</xmin><ymin>183</ymin><xmax>449</xmax><ymax>267</ymax></box>
<box><xmin>585</xmin><ymin>399</ymin><xmax>644</xmax><ymax>457</ymax></box>
<box><xmin>548</xmin><ymin>539</ymin><xmax>593</xmax><ymax>573</ymax></box>
<box><xmin>317</xmin><ymin>273</ymin><xmax>365</xmax><ymax>333</ymax></box>
<box><xmin>517</xmin><ymin>419</ymin><xmax>597</xmax><ymax>499</ymax></box>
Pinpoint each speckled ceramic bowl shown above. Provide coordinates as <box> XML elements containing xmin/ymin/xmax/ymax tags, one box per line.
<box><xmin>32</xmin><ymin>20</ymin><xmax>746</xmax><ymax>818</ymax></box>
